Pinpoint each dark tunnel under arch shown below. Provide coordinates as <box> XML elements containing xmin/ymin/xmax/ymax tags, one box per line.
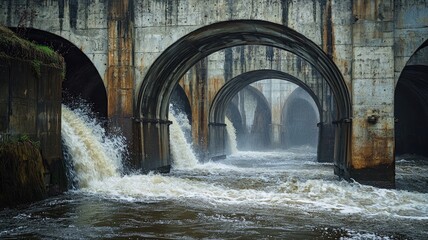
<box><xmin>395</xmin><ymin>39</ymin><xmax>428</xmax><ymax>158</ymax></box>
<box><xmin>10</xmin><ymin>28</ymin><xmax>107</xmax><ymax>118</ymax></box>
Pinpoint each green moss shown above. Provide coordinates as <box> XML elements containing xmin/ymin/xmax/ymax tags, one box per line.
<box><xmin>0</xmin><ymin>134</ymin><xmax>40</xmax><ymax>150</ymax></box>
<box><xmin>31</xmin><ymin>59</ymin><xmax>42</xmax><ymax>79</ymax></box>
<box><xmin>0</xmin><ymin>25</ymin><xmax>64</xmax><ymax>68</ymax></box>
<box><xmin>35</xmin><ymin>45</ymin><xmax>56</xmax><ymax>58</ymax></box>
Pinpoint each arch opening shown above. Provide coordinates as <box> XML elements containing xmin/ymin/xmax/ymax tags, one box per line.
<box><xmin>395</xmin><ymin>41</ymin><xmax>428</xmax><ymax>157</ymax></box>
<box><xmin>231</xmin><ymin>86</ymin><xmax>272</xmax><ymax>151</ymax></box>
<box><xmin>281</xmin><ymin>88</ymin><xmax>320</xmax><ymax>149</ymax></box>
<box><xmin>137</xmin><ymin>20</ymin><xmax>350</xmax><ymax>172</ymax></box>
<box><xmin>209</xmin><ymin>70</ymin><xmax>332</xmax><ymax>159</ymax></box>
<box><xmin>10</xmin><ymin>28</ymin><xmax>107</xmax><ymax>119</ymax></box>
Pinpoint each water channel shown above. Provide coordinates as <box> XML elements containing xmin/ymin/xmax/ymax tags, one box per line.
<box><xmin>0</xmin><ymin>105</ymin><xmax>427</xmax><ymax>239</ymax></box>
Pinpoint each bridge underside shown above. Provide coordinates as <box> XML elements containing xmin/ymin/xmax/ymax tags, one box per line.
<box><xmin>137</xmin><ymin>20</ymin><xmax>352</xmax><ymax>184</ymax></box>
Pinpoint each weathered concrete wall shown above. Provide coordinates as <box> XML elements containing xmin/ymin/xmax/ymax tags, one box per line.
<box><xmin>350</xmin><ymin>0</ymin><xmax>396</xmax><ymax>187</ymax></box>
<box><xmin>0</xmin><ymin>0</ymin><xmax>108</xmax><ymax>86</ymax></box>
<box><xmin>0</xmin><ymin>141</ymin><xmax>46</xmax><ymax>208</ymax></box>
<box><xmin>1</xmin><ymin>0</ymin><xmax>427</xmax><ymax>187</ymax></box>
<box><xmin>0</xmin><ymin>26</ymin><xmax>66</xmax><ymax>198</ymax></box>
<box><xmin>106</xmin><ymin>0</ymin><xmax>135</xmax><ymax>153</ymax></box>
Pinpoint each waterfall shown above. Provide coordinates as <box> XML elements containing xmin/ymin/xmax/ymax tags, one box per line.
<box><xmin>225</xmin><ymin>117</ymin><xmax>238</xmax><ymax>154</ymax></box>
<box><xmin>169</xmin><ymin>108</ymin><xmax>199</xmax><ymax>169</ymax></box>
<box><xmin>61</xmin><ymin>105</ymin><xmax>125</xmax><ymax>188</ymax></box>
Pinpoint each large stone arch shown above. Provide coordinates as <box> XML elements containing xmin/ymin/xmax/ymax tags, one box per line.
<box><xmin>136</xmin><ymin>20</ymin><xmax>351</xmax><ymax>173</ymax></box>
<box><xmin>10</xmin><ymin>28</ymin><xmax>107</xmax><ymax>118</ymax></box>
<box><xmin>395</xmin><ymin>39</ymin><xmax>428</xmax><ymax>157</ymax></box>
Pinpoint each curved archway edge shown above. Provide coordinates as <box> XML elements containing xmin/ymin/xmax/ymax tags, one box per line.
<box><xmin>136</xmin><ymin>20</ymin><xmax>351</xmax><ymax>174</ymax></box>
<box><xmin>209</xmin><ymin>70</ymin><xmax>322</xmax><ymax>124</ymax></box>
<box><xmin>138</xmin><ymin>20</ymin><xmax>350</xmax><ymax>120</ymax></box>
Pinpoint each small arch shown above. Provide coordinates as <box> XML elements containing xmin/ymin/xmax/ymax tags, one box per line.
<box><xmin>234</xmin><ymin>85</ymin><xmax>272</xmax><ymax>150</ymax></box>
<box><xmin>281</xmin><ymin>87</ymin><xmax>320</xmax><ymax>149</ymax></box>
<box><xmin>210</xmin><ymin>70</ymin><xmax>322</xmax><ymax>124</ymax></box>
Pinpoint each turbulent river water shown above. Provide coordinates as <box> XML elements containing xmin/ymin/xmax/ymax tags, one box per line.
<box><xmin>0</xmin><ymin>106</ymin><xmax>427</xmax><ymax>239</ymax></box>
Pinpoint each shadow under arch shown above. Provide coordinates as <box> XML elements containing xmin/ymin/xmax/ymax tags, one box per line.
<box><xmin>137</xmin><ymin>20</ymin><xmax>351</xmax><ymax>173</ymax></box>
<box><xmin>170</xmin><ymin>84</ymin><xmax>192</xmax><ymax>124</ymax></box>
<box><xmin>10</xmin><ymin>28</ymin><xmax>107</xmax><ymax>118</ymax></box>
<box><xmin>395</xmin><ymin>39</ymin><xmax>428</xmax><ymax>157</ymax></box>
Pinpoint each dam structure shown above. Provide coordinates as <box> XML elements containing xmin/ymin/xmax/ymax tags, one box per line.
<box><xmin>0</xmin><ymin>0</ymin><xmax>427</xmax><ymax>188</ymax></box>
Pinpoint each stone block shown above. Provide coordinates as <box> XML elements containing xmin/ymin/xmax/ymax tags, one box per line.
<box><xmin>352</xmin><ymin>46</ymin><xmax>394</xmax><ymax>79</ymax></box>
<box><xmin>332</xmin><ymin>0</ymin><xmax>353</xmax><ymax>25</ymax></box>
<box><xmin>353</xmin><ymin>20</ymin><xmax>394</xmax><ymax>47</ymax></box>
<box><xmin>352</xmin><ymin>77</ymin><xmax>395</xmax><ymax>109</ymax></box>
<box><xmin>394</xmin><ymin>28</ymin><xmax>427</xmax><ymax>57</ymax></box>
<box><xmin>134</xmin><ymin>26</ymin><xmax>198</xmax><ymax>54</ymax></box>
<box><xmin>395</xmin><ymin>0</ymin><xmax>428</xmax><ymax>29</ymax></box>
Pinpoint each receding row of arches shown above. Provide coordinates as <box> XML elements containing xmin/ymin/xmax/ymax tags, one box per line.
<box><xmin>11</xmin><ymin>21</ymin><xmax>427</xmax><ymax>179</ymax></box>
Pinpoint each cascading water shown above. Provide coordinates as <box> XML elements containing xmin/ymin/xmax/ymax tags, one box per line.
<box><xmin>225</xmin><ymin>117</ymin><xmax>238</xmax><ymax>154</ymax></box>
<box><xmin>169</xmin><ymin>107</ymin><xmax>199</xmax><ymax>169</ymax></box>
<box><xmin>61</xmin><ymin>105</ymin><xmax>125</xmax><ymax>188</ymax></box>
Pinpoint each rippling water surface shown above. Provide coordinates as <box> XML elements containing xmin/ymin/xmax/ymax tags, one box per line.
<box><xmin>1</xmin><ymin>106</ymin><xmax>427</xmax><ymax>239</ymax></box>
<box><xmin>1</xmin><ymin>150</ymin><xmax>427</xmax><ymax>239</ymax></box>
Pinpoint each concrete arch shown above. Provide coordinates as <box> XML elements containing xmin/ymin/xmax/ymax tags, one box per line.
<box><xmin>11</xmin><ymin>28</ymin><xmax>107</xmax><ymax>118</ymax></box>
<box><xmin>138</xmin><ymin>20</ymin><xmax>350</xmax><ymax>119</ymax></box>
<box><xmin>395</xmin><ymin>39</ymin><xmax>428</xmax><ymax>157</ymax></box>
<box><xmin>208</xmin><ymin>70</ymin><xmax>323</xmax><ymax>157</ymax></box>
<box><xmin>210</xmin><ymin>70</ymin><xmax>321</xmax><ymax>124</ymax></box>
<box><xmin>281</xmin><ymin>87</ymin><xmax>320</xmax><ymax>148</ymax></box>
<box><xmin>137</xmin><ymin>20</ymin><xmax>351</xmax><ymax>172</ymax></box>
<box><xmin>240</xmin><ymin>85</ymin><xmax>272</xmax><ymax>151</ymax></box>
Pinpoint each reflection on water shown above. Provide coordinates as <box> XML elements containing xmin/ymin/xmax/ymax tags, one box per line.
<box><xmin>0</xmin><ymin>150</ymin><xmax>427</xmax><ymax>239</ymax></box>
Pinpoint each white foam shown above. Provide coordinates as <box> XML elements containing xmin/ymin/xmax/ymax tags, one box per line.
<box><xmin>62</xmin><ymin>106</ymin><xmax>428</xmax><ymax>221</ymax></box>
<box><xmin>225</xmin><ymin>117</ymin><xmax>238</xmax><ymax>154</ymax></box>
<box><xmin>169</xmin><ymin>112</ymin><xmax>199</xmax><ymax>169</ymax></box>
<box><xmin>61</xmin><ymin>105</ymin><xmax>125</xmax><ymax>187</ymax></box>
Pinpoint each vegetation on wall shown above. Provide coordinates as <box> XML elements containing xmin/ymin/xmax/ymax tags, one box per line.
<box><xmin>0</xmin><ymin>25</ymin><xmax>64</xmax><ymax>72</ymax></box>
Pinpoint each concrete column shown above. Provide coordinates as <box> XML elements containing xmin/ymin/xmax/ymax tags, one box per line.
<box><xmin>317</xmin><ymin>122</ymin><xmax>335</xmax><ymax>162</ymax></box>
<box><xmin>349</xmin><ymin>1</ymin><xmax>395</xmax><ymax>187</ymax></box>
<box><xmin>106</xmin><ymin>0</ymin><xmax>135</xmax><ymax>156</ymax></box>
<box><xmin>138</xmin><ymin>120</ymin><xmax>171</xmax><ymax>173</ymax></box>
<box><xmin>187</xmin><ymin>59</ymin><xmax>209</xmax><ymax>157</ymax></box>
<box><xmin>270</xmin><ymin>123</ymin><xmax>282</xmax><ymax>148</ymax></box>
<box><xmin>208</xmin><ymin>123</ymin><xmax>226</xmax><ymax>159</ymax></box>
